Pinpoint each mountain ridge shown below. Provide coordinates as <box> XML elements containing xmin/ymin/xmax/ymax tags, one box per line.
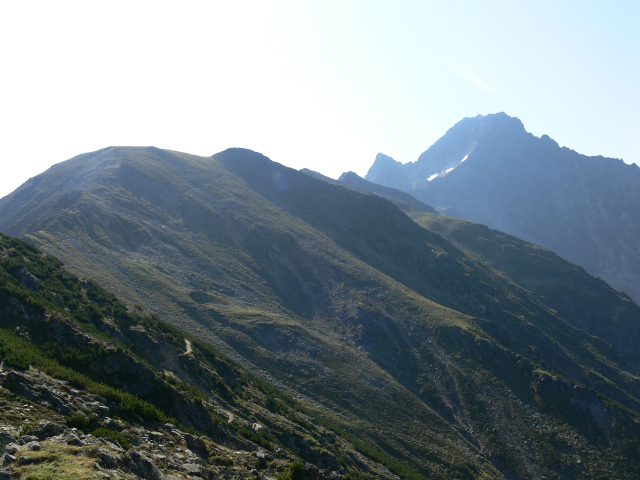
<box><xmin>1</xmin><ymin>145</ymin><xmax>640</xmax><ymax>478</ymax></box>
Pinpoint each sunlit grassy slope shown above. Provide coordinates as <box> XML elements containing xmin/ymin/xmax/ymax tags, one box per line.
<box><xmin>1</xmin><ymin>146</ymin><xmax>640</xmax><ymax>479</ymax></box>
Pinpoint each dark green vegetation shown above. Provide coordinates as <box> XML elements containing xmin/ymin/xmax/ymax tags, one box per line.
<box><xmin>365</xmin><ymin>112</ymin><xmax>640</xmax><ymax>304</ymax></box>
<box><xmin>1</xmin><ymin>145</ymin><xmax>640</xmax><ymax>478</ymax></box>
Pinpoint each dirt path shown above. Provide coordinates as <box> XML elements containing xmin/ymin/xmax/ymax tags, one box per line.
<box><xmin>182</xmin><ymin>339</ymin><xmax>192</xmax><ymax>355</ymax></box>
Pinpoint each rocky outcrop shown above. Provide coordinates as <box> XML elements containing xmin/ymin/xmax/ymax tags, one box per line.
<box><xmin>11</xmin><ymin>267</ymin><xmax>39</xmax><ymax>291</ymax></box>
<box><xmin>0</xmin><ymin>363</ymin><xmax>354</xmax><ymax>480</ymax></box>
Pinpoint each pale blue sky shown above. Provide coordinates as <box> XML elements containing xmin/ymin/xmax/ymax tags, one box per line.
<box><xmin>1</xmin><ymin>1</ymin><xmax>638</xmax><ymax>198</ymax></box>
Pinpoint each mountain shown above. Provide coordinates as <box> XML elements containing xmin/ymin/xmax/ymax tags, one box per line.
<box><xmin>1</xmin><ymin>146</ymin><xmax>640</xmax><ymax>479</ymax></box>
<box><xmin>365</xmin><ymin>112</ymin><xmax>640</xmax><ymax>304</ymax></box>
<box><xmin>300</xmin><ymin>169</ymin><xmax>437</xmax><ymax>215</ymax></box>
<box><xmin>0</xmin><ymin>233</ymin><xmax>393</xmax><ymax>479</ymax></box>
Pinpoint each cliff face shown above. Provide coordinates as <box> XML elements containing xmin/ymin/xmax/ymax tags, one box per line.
<box><xmin>366</xmin><ymin>113</ymin><xmax>640</xmax><ymax>303</ymax></box>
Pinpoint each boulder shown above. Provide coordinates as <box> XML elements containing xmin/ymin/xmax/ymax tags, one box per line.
<box><xmin>97</xmin><ymin>446</ymin><xmax>121</xmax><ymax>469</ymax></box>
<box><xmin>184</xmin><ymin>433</ymin><xmax>207</xmax><ymax>453</ymax></box>
<box><xmin>25</xmin><ymin>441</ymin><xmax>40</xmax><ymax>451</ymax></box>
<box><xmin>3</xmin><ymin>444</ymin><xmax>18</xmax><ymax>456</ymax></box>
<box><xmin>18</xmin><ymin>435</ymin><xmax>38</xmax><ymax>445</ymax></box>
<box><xmin>65</xmin><ymin>433</ymin><xmax>84</xmax><ymax>446</ymax></box>
<box><xmin>127</xmin><ymin>449</ymin><xmax>166</xmax><ymax>480</ymax></box>
<box><xmin>0</xmin><ymin>431</ymin><xmax>16</xmax><ymax>450</ymax></box>
<box><xmin>25</xmin><ymin>422</ymin><xmax>64</xmax><ymax>440</ymax></box>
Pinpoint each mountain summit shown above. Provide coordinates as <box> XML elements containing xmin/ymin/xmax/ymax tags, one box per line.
<box><xmin>366</xmin><ymin>113</ymin><xmax>640</xmax><ymax>303</ymax></box>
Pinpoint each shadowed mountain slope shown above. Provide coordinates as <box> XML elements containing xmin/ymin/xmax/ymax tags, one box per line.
<box><xmin>0</xmin><ymin>233</ymin><xmax>400</xmax><ymax>479</ymax></box>
<box><xmin>1</xmin><ymin>146</ymin><xmax>640</xmax><ymax>479</ymax></box>
<box><xmin>365</xmin><ymin>112</ymin><xmax>640</xmax><ymax>304</ymax></box>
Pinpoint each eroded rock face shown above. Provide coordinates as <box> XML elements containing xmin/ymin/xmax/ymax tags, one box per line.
<box><xmin>12</xmin><ymin>267</ymin><xmax>39</xmax><ymax>291</ymax></box>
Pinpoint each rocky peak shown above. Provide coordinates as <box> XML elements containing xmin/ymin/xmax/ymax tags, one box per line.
<box><xmin>365</xmin><ymin>153</ymin><xmax>410</xmax><ymax>189</ymax></box>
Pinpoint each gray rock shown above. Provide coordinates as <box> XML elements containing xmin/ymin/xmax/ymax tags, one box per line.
<box><xmin>4</xmin><ymin>444</ymin><xmax>18</xmax><ymax>456</ymax></box>
<box><xmin>105</xmin><ymin>418</ymin><xmax>123</xmax><ymax>430</ymax></box>
<box><xmin>25</xmin><ymin>441</ymin><xmax>40</xmax><ymax>451</ymax></box>
<box><xmin>25</xmin><ymin>422</ymin><xmax>65</xmax><ymax>440</ymax></box>
<box><xmin>66</xmin><ymin>433</ymin><xmax>84</xmax><ymax>446</ymax></box>
<box><xmin>0</xmin><ymin>454</ymin><xmax>15</xmax><ymax>466</ymax></box>
<box><xmin>0</xmin><ymin>432</ymin><xmax>16</xmax><ymax>451</ymax></box>
<box><xmin>182</xmin><ymin>462</ymin><xmax>202</xmax><ymax>475</ymax></box>
<box><xmin>184</xmin><ymin>434</ymin><xmax>207</xmax><ymax>453</ymax></box>
<box><xmin>127</xmin><ymin>449</ymin><xmax>166</xmax><ymax>480</ymax></box>
<box><xmin>18</xmin><ymin>435</ymin><xmax>38</xmax><ymax>445</ymax></box>
<box><xmin>255</xmin><ymin>449</ymin><xmax>273</xmax><ymax>461</ymax></box>
<box><xmin>96</xmin><ymin>405</ymin><xmax>111</xmax><ymax>415</ymax></box>
<box><xmin>100</xmin><ymin>438</ymin><xmax>125</xmax><ymax>453</ymax></box>
<box><xmin>97</xmin><ymin>446</ymin><xmax>121</xmax><ymax>469</ymax></box>
<box><xmin>0</xmin><ymin>467</ymin><xmax>12</xmax><ymax>480</ymax></box>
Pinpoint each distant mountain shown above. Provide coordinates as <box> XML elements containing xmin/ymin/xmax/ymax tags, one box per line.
<box><xmin>300</xmin><ymin>168</ymin><xmax>437</xmax><ymax>215</ymax></box>
<box><xmin>365</xmin><ymin>112</ymin><xmax>640</xmax><ymax>303</ymax></box>
<box><xmin>2</xmin><ymin>146</ymin><xmax>640</xmax><ymax>479</ymax></box>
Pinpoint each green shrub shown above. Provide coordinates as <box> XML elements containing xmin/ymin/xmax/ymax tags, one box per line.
<box><xmin>278</xmin><ymin>460</ymin><xmax>305</xmax><ymax>480</ymax></box>
<box><xmin>91</xmin><ymin>427</ymin><xmax>132</xmax><ymax>450</ymax></box>
<box><xmin>66</xmin><ymin>412</ymin><xmax>99</xmax><ymax>431</ymax></box>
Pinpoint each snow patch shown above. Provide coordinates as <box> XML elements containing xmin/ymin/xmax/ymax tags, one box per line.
<box><xmin>427</xmin><ymin>154</ymin><xmax>471</xmax><ymax>181</ymax></box>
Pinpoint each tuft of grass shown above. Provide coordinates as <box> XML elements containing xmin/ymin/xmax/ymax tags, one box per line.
<box><xmin>12</xmin><ymin>442</ymin><xmax>95</xmax><ymax>480</ymax></box>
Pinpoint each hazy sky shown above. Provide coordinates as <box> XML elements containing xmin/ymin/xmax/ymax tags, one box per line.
<box><xmin>1</xmin><ymin>1</ymin><xmax>638</xmax><ymax>199</ymax></box>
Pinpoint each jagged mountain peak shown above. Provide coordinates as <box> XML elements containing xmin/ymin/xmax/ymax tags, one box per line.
<box><xmin>366</xmin><ymin>113</ymin><xmax>531</xmax><ymax>189</ymax></box>
<box><xmin>461</xmin><ymin>111</ymin><xmax>526</xmax><ymax>132</ymax></box>
<box><xmin>373</xmin><ymin>152</ymin><xmax>401</xmax><ymax>165</ymax></box>
<box><xmin>364</xmin><ymin>113</ymin><xmax>640</xmax><ymax>304</ymax></box>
